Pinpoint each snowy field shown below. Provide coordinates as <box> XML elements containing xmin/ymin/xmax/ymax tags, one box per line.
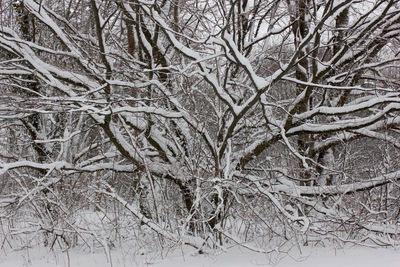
<box><xmin>1</xmin><ymin>245</ymin><xmax>400</xmax><ymax>267</ymax></box>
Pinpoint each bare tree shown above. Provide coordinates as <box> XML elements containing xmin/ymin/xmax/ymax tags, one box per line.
<box><xmin>1</xmin><ymin>0</ymin><xmax>400</xmax><ymax>251</ymax></box>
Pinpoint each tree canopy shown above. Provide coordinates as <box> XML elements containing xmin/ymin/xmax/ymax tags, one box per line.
<box><xmin>1</xmin><ymin>0</ymin><xmax>400</xmax><ymax>251</ymax></box>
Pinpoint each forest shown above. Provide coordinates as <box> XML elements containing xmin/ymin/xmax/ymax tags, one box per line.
<box><xmin>1</xmin><ymin>0</ymin><xmax>400</xmax><ymax>255</ymax></box>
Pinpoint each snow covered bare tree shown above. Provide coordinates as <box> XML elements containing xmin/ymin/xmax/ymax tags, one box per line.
<box><xmin>1</xmin><ymin>0</ymin><xmax>400</xmax><ymax>251</ymax></box>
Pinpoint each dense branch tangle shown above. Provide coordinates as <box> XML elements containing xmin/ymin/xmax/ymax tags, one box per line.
<box><xmin>1</xmin><ymin>0</ymin><xmax>400</xmax><ymax>250</ymax></box>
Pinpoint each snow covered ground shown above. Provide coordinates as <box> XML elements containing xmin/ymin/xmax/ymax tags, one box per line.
<box><xmin>1</xmin><ymin>245</ymin><xmax>400</xmax><ymax>267</ymax></box>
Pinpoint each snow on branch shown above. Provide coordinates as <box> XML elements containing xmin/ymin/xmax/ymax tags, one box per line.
<box><xmin>239</xmin><ymin>170</ymin><xmax>400</xmax><ymax>197</ymax></box>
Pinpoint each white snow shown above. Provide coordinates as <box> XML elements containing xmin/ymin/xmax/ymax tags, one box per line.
<box><xmin>1</xmin><ymin>245</ymin><xmax>400</xmax><ymax>267</ymax></box>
